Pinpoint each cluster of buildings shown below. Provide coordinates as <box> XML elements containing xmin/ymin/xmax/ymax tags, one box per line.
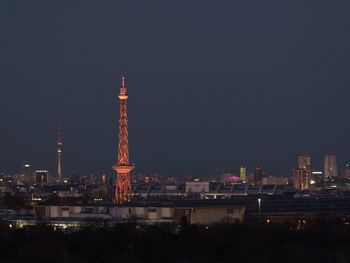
<box><xmin>1</xmin><ymin>77</ymin><xmax>350</xmax><ymax>229</ymax></box>
<box><xmin>1</xmin><ymin>168</ymin><xmax>350</xmax><ymax>230</ymax></box>
<box><xmin>292</xmin><ymin>152</ymin><xmax>348</xmax><ymax>191</ymax></box>
<box><xmin>1</xmin><ymin>141</ymin><xmax>350</xmax><ymax>229</ymax></box>
<box><xmin>219</xmin><ymin>152</ymin><xmax>349</xmax><ymax>192</ymax></box>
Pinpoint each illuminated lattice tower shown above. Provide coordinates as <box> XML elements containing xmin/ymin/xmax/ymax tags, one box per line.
<box><xmin>113</xmin><ymin>77</ymin><xmax>135</xmax><ymax>204</ymax></box>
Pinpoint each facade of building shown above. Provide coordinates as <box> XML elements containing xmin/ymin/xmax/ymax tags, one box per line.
<box><xmin>297</xmin><ymin>154</ymin><xmax>310</xmax><ymax>170</ymax></box>
<box><xmin>293</xmin><ymin>169</ymin><xmax>309</xmax><ymax>190</ymax></box>
<box><xmin>324</xmin><ymin>153</ymin><xmax>338</xmax><ymax>178</ymax></box>
<box><xmin>185</xmin><ymin>182</ymin><xmax>209</xmax><ymax>194</ymax></box>
<box><xmin>21</xmin><ymin>163</ymin><xmax>32</xmax><ymax>184</ymax></box>
<box><xmin>29</xmin><ymin>194</ymin><xmax>350</xmax><ymax>226</ymax></box>
<box><xmin>240</xmin><ymin>166</ymin><xmax>246</xmax><ymax>182</ymax></box>
<box><xmin>310</xmin><ymin>171</ymin><xmax>324</xmax><ymax>190</ymax></box>
<box><xmin>253</xmin><ymin>163</ymin><xmax>263</xmax><ymax>184</ymax></box>
<box><xmin>34</xmin><ymin>170</ymin><xmax>48</xmax><ymax>185</ymax></box>
<box><xmin>344</xmin><ymin>163</ymin><xmax>350</xmax><ymax>178</ymax></box>
<box><xmin>261</xmin><ymin>176</ymin><xmax>289</xmax><ymax>185</ymax></box>
<box><xmin>293</xmin><ymin>154</ymin><xmax>312</xmax><ymax>190</ymax></box>
<box><xmin>33</xmin><ymin>204</ymin><xmax>244</xmax><ymax>226</ymax></box>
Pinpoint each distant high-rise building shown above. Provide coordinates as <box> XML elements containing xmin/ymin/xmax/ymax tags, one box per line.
<box><xmin>344</xmin><ymin>162</ymin><xmax>350</xmax><ymax>178</ymax></box>
<box><xmin>311</xmin><ymin>171</ymin><xmax>324</xmax><ymax>189</ymax></box>
<box><xmin>21</xmin><ymin>163</ymin><xmax>32</xmax><ymax>184</ymax></box>
<box><xmin>293</xmin><ymin>169</ymin><xmax>310</xmax><ymax>190</ymax></box>
<box><xmin>246</xmin><ymin>172</ymin><xmax>255</xmax><ymax>184</ymax></box>
<box><xmin>240</xmin><ymin>166</ymin><xmax>246</xmax><ymax>182</ymax></box>
<box><xmin>324</xmin><ymin>152</ymin><xmax>337</xmax><ymax>178</ymax></box>
<box><xmin>297</xmin><ymin>154</ymin><xmax>310</xmax><ymax>170</ymax></box>
<box><xmin>293</xmin><ymin>153</ymin><xmax>312</xmax><ymax>191</ymax></box>
<box><xmin>253</xmin><ymin>163</ymin><xmax>263</xmax><ymax>184</ymax></box>
<box><xmin>35</xmin><ymin>170</ymin><xmax>48</xmax><ymax>186</ymax></box>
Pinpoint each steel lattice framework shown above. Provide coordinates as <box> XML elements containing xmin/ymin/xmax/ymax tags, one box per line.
<box><xmin>113</xmin><ymin>77</ymin><xmax>135</xmax><ymax>204</ymax></box>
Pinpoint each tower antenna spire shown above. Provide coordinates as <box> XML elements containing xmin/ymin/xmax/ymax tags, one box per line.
<box><xmin>121</xmin><ymin>76</ymin><xmax>125</xmax><ymax>87</ymax></box>
<box><xmin>58</xmin><ymin>120</ymin><xmax>61</xmax><ymax>141</ymax></box>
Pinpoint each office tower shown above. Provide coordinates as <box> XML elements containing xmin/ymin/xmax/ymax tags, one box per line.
<box><xmin>293</xmin><ymin>153</ymin><xmax>311</xmax><ymax>190</ymax></box>
<box><xmin>113</xmin><ymin>77</ymin><xmax>135</xmax><ymax>204</ymax></box>
<box><xmin>21</xmin><ymin>163</ymin><xmax>32</xmax><ymax>184</ymax></box>
<box><xmin>253</xmin><ymin>163</ymin><xmax>263</xmax><ymax>184</ymax></box>
<box><xmin>311</xmin><ymin>171</ymin><xmax>324</xmax><ymax>188</ymax></box>
<box><xmin>297</xmin><ymin>154</ymin><xmax>310</xmax><ymax>169</ymax></box>
<box><xmin>344</xmin><ymin>163</ymin><xmax>350</xmax><ymax>178</ymax></box>
<box><xmin>240</xmin><ymin>166</ymin><xmax>246</xmax><ymax>182</ymax></box>
<box><xmin>324</xmin><ymin>152</ymin><xmax>337</xmax><ymax>178</ymax></box>
<box><xmin>35</xmin><ymin>170</ymin><xmax>48</xmax><ymax>186</ymax></box>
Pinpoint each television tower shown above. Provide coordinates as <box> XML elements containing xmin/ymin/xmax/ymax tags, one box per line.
<box><xmin>57</xmin><ymin>122</ymin><xmax>63</xmax><ymax>182</ymax></box>
<box><xmin>113</xmin><ymin>77</ymin><xmax>135</xmax><ymax>204</ymax></box>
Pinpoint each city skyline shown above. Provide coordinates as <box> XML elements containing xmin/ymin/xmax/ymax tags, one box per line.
<box><xmin>1</xmin><ymin>1</ymin><xmax>350</xmax><ymax>176</ymax></box>
<box><xmin>2</xmin><ymin>2</ymin><xmax>350</xmax><ymax>262</ymax></box>
<box><xmin>0</xmin><ymin>120</ymin><xmax>347</xmax><ymax>178</ymax></box>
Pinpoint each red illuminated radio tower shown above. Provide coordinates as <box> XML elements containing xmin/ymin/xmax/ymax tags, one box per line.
<box><xmin>113</xmin><ymin>77</ymin><xmax>135</xmax><ymax>204</ymax></box>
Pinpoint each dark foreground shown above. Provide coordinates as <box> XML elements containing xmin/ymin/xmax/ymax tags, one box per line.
<box><xmin>0</xmin><ymin>221</ymin><xmax>350</xmax><ymax>263</ymax></box>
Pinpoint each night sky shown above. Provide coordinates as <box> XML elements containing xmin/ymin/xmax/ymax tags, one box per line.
<box><xmin>1</xmin><ymin>1</ymin><xmax>350</xmax><ymax>177</ymax></box>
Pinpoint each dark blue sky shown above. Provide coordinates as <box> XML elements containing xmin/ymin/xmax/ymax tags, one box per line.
<box><xmin>1</xmin><ymin>1</ymin><xmax>350</xmax><ymax>177</ymax></box>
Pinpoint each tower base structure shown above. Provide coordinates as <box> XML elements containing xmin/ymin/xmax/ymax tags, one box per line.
<box><xmin>113</xmin><ymin>164</ymin><xmax>135</xmax><ymax>204</ymax></box>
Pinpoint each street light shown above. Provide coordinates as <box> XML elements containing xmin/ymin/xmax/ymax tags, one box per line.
<box><xmin>258</xmin><ymin>198</ymin><xmax>261</xmax><ymax>220</ymax></box>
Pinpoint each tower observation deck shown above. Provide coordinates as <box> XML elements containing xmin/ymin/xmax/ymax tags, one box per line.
<box><xmin>113</xmin><ymin>77</ymin><xmax>135</xmax><ymax>204</ymax></box>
